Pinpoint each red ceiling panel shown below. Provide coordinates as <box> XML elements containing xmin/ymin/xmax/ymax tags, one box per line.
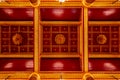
<box><xmin>89</xmin><ymin>58</ymin><xmax>120</xmax><ymax>71</ymax></box>
<box><xmin>0</xmin><ymin>58</ymin><xmax>33</xmax><ymax>71</ymax></box>
<box><xmin>0</xmin><ymin>8</ymin><xmax>33</xmax><ymax>21</ymax></box>
<box><xmin>0</xmin><ymin>25</ymin><xmax>34</xmax><ymax>53</ymax></box>
<box><xmin>40</xmin><ymin>58</ymin><xmax>81</xmax><ymax>71</ymax></box>
<box><xmin>89</xmin><ymin>8</ymin><xmax>120</xmax><ymax>21</ymax></box>
<box><xmin>40</xmin><ymin>8</ymin><xmax>81</xmax><ymax>21</ymax></box>
<box><xmin>43</xmin><ymin>25</ymin><xmax>78</xmax><ymax>53</ymax></box>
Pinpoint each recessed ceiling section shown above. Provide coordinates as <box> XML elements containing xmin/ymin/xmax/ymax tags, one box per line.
<box><xmin>40</xmin><ymin>58</ymin><xmax>81</xmax><ymax>71</ymax></box>
<box><xmin>0</xmin><ymin>58</ymin><xmax>33</xmax><ymax>71</ymax></box>
<box><xmin>40</xmin><ymin>8</ymin><xmax>81</xmax><ymax>21</ymax></box>
<box><xmin>0</xmin><ymin>8</ymin><xmax>33</xmax><ymax>21</ymax></box>
<box><xmin>89</xmin><ymin>8</ymin><xmax>120</xmax><ymax>21</ymax></box>
<box><xmin>89</xmin><ymin>58</ymin><xmax>120</xmax><ymax>71</ymax></box>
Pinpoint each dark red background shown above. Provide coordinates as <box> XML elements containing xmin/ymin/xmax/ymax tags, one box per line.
<box><xmin>89</xmin><ymin>58</ymin><xmax>120</xmax><ymax>71</ymax></box>
<box><xmin>0</xmin><ymin>58</ymin><xmax>120</xmax><ymax>71</ymax></box>
<box><xmin>0</xmin><ymin>8</ymin><xmax>33</xmax><ymax>21</ymax></box>
<box><xmin>40</xmin><ymin>8</ymin><xmax>81</xmax><ymax>21</ymax></box>
<box><xmin>40</xmin><ymin>58</ymin><xmax>81</xmax><ymax>71</ymax></box>
<box><xmin>89</xmin><ymin>8</ymin><xmax>120</xmax><ymax>21</ymax></box>
<box><xmin>0</xmin><ymin>58</ymin><xmax>33</xmax><ymax>71</ymax></box>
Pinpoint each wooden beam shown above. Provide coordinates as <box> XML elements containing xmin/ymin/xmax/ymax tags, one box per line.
<box><xmin>40</xmin><ymin>2</ymin><xmax>83</xmax><ymax>7</ymax></box>
<box><xmin>0</xmin><ymin>54</ymin><xmax>33</xmax><ymax>58</ymax></box>
<box><xmin>0</xmin><ymin>21</ymin><xmax>33</xmax><ymax>25</ymax></box>
<box><xmin>34</xmin><ymin>7</ymin><xmax>39</xmax><ymax>72</ymax></box>
<box><xmin>90</xmin><ymin>53</ymin><xmax>120</xmax><ymax>58</ymax></box>
<box><xmin>83</xmin><ymin>7</ymin><xmax>88</xmax><ymax>72</ymax></box>
<box><xmin>0</xmin><ymin>1</ymin><xmax>120</xmax><ymax>7</ymax></box>
<box><xmin>40</xmin><ymin>21</ymin><xmax>81</xmax><ymax>25</ymax></box>
<box><xmin>0</xmin><ymin>72</ymin><xmax>120</xmax><ymax>79</ymax></box>
<box><xmin>89</xmin><ymin>21</ymin><xmax>120</xmax><ymax>25</ymax></box>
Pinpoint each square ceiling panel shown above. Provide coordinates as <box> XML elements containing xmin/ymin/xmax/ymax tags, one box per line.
<box><xmin>43</xmin><ymin>25</ymin><xmax>78</xmax><ymax>53</ymax></box>
<box><xmin>40</xmin><ymin>8</ymin><xmax>81</xmax><ymax>21</ymax></box>
<box><xmin>0</xmin><ymin>25</ymin><xmax>34</xmax><ymax>53</ymax></box>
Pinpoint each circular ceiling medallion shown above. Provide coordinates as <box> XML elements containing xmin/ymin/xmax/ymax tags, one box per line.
<box><xmin>55</xmin><ymin>34</ymin><xmax>66</xmax><ymax>45</ymax></box>
<box><xmin>12</xmin><ymin>33</ymin><xmax>23</xmax><ymax>45</ymax></box>
<box><xmin>97</xmin><ymin>34</ymin><xmax>107</xmax><ymax>44</ymax></box>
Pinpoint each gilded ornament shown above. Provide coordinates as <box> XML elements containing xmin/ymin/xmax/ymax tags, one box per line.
<box><xmin>12</xmin><ymin>33</ymin><xmax>23</xmax><ymax>45</ymax></box>
<box><xmin>55</xmin><ymin>34</ymin><xmax>65</xmax><ymax>44</ymax></box>
<box><xmin>96</xmin><ymin>34</ymin><xmax>107</xmax><ymax>44</ymax></box>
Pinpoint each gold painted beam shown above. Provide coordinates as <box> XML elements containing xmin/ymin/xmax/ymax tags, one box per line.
<box><xmin>40</xmin><ymin>2</ymin><xmax>83</xmax><ymax>7</ymax></box>
<box><xmin>41</xmin><ymin>54</ymin><xmax>81</xmax><ymax>58</ymax></box>
<box><xmin>89</xmin><ymin>21</ymin><xmax>120</xmax><ymax>25</ymax></box>
<box><xmin>92</xmin><ymin>73</ymin><xmax>120</xmax><ymax>79</ymax></box>
<box><xmin>0</xmin><ymin>1</ymin><xmax>120</xmax><ymax>7</ymax></box>
<box><xmin>89</xmin><ymin>53</ymin><xmax>120</xmax><ymax>58</ymax></box>
<box><xmin>0</xmin><ymin>72</ymin><xmax>120</xmax><ymax>79</ymax></box>
<box><xmin>80</xmin><ymin>8</ymin><xmax>84</xmax><ymax>71</ymax></box>
<box><xmin>39</xmin><ymin>5</ymin><xmax>42</xmax><ymax>71</ymax></box>
<box><xmin>91</xmin><ymin>2</ymin><xmax>120</xmax><ymax>7</ymax></box>
<box><xmin>0</xmin><ymin>21</ymin><xmax>33</xmax><ymax>25</ymax></box>
<box><xmin>0</xmin><ymin>54</ymin><xmax>33</xmax><ymax>58</ymax></box>
<box><xmin>83</xmin><ymin>7</ymin><xmax>88</xmax><ymax>72</ymax></box>
<box><xmin>0</xmin><ymin>2</ymin><xmax>31</xmax><ymax>7</ymax></box>
<box><xmin>34</xmin><ymin>7</ymin><xmax>39</xmax><ymax>72</ymax></box>
<box><xmin>0</xmin><ymin>72</ymin><xmax>32</xmax><ymax>79</ymax></box>
<box><xmin>40</xmin><ymin>21</ymin><xmax>81</xmax><ymax>25</ymax></box>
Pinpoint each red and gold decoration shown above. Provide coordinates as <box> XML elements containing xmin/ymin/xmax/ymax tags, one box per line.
<box><xmin>82</xmin><ymin>73</ymin><xmax>94</xmax><ymax>80</ymax></box>
<box><xmin>96</xmin><ymin>34</ymin><xmax>107</xmax><ymax>45</ymax></box>
<box><xmin>88</xmin><ymin>25</ymin><xmax>120</xmax><ymax>53</ymax></box>
<box><xmin>29</xmin><ymin>72</ymin><xmax>40</xmax><ymax>80</ymax></box>
<box><xmin>12</xmin><ymin>33</ymin><xmax>23</xmax><ymax>45</ymax></box>
<box><xmin>0</xmin><ymin>25</ymin><xmax>34</xmax><ymax>53</ymax></box>
<box><xmin>43</xmin><ymin>25</ymin><xmax>78</xmax><ymax>53</ymax></box>
<box><xmin>82</xmin><ymin>0</ymin><xmax>95</xmax><ymax>7</ymax></box>
<box><xmin>55</xmin><ymin>34</ymin><xmax>66</xmax><ymax>45</ymax></box>
<box><xmin>29</xmin><ymin>0</ymin><xmax>40</xmax><ymax>7</ymax></box>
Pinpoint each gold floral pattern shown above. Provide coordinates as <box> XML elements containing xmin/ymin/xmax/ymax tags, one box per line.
<box><xmin>97</xmin><ymin>34</ymin><xmax>107</xmax><ymax>45</ymax></box>
<box><xmin>55</xmin><ymin>34</ymin><xmax>66</xmax><ymax>45</ymax></box>
<box><xmin>12</xmin><ymin>33</ymin><xmax>23</xmax><ymax>45</ymax></box>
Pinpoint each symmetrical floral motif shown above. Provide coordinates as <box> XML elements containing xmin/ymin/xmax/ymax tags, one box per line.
<box><xmin>12</xmin><ymin>33</ymin><xmax>23</xmax><ymax>45</ymax></box>
<box><xmin>96</xmin><ymin>34</ymin><xmax>107</xmax><ymax>45</ymax></box>
<box><xmin>55</xmin><ymin>34</ymin><xmax>66</xmax><ymax>45</ymax></box>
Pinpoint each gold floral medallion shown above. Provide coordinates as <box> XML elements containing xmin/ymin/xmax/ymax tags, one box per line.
<box><xmin>55</xmin><ymin>34</ymin><xmax>66</xmax><ymax>45</ymax></box>
<box><xmin>97</xmin><ymin>34</ymin><xmax>107</xmax><ymax>44</ymax></box>
<box><xmin>12</xmin><ymin>33</ymin><xmax>23</xmax><ymax>45</ymax></box>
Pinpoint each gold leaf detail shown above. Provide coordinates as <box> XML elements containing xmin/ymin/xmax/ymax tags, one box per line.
<box><xmin>12</xmin><ymin>33</ymin><xmax>23</xmax><ymax>45</ymax></box>
<box><xmin>97</xmin><ymin>34</ymin><xmax>107</xmax><ymax>44</ymax></box>
<box><xmin>55</xmin><ymin>34</ymin><xmax>66</xmax><ymax>45</ymax></box>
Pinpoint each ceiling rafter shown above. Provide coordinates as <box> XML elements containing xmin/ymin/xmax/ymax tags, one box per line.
<box><xmin>0</xmin><ymin>0</ymin><xmax>120</xmax><ymax>7</ymax></box>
